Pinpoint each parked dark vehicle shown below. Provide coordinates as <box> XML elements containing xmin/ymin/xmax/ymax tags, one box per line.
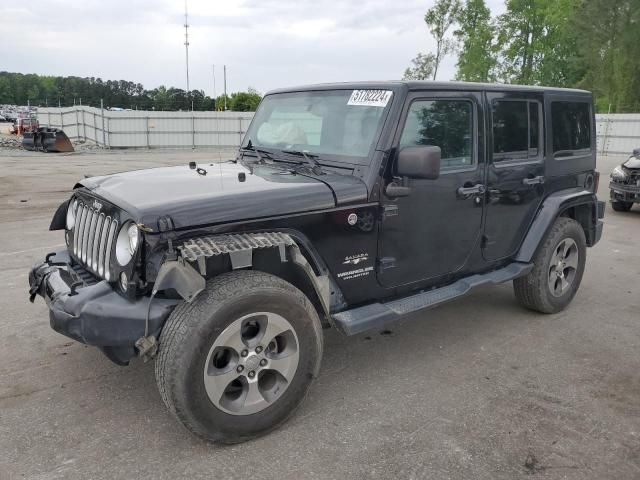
<box><xmin>609</xmin><ymin>148</ymin><xmax>640</xmax><ymax>211</ymax></box>
<box><xmin>29</xmin><ymin>81</ymin><xmax>604</xmax><ymax>443</ymax></box>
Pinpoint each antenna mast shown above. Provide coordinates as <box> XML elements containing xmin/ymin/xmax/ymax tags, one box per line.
<box><xmin>184</xmin><ymin>0</ymin><xmax>190</xmax><ymax>98</ymax></box>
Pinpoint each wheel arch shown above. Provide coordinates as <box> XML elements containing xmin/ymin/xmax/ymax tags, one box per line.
<box><xmin>172</xmin><ymin>230</ymin><xmax>343</xmax><ymax>329</ymax></box>
<box><xmin>515</xmin><ymin>188</ymin><xmax>599</xmax><ymax>263</ymax></box>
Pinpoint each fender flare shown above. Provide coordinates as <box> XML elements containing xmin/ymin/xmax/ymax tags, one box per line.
<box><xmin>174</xmin><ymin>230</ymin><xmax>344</xmax><ymax>322</ymax></box>
<box><xmin>49</xmin><ymin>199</ymin><xmax>69</xmax><ymax>231</ymax></box>
<box><xmin>515</xmin><ymin>188</ymin><xmax>599</xmax><ymax>263</ymax></box>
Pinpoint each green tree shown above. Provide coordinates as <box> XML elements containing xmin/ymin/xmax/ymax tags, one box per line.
<box><xmin>403</xmin><ymin>53</ymin><xmax>437</xmax><ymax>80</ymax></box>
<box><xmin>230</xmin><ymin>91</ymin><xmax>261</xmax><ymax>111</ymax></box>
<box><xmin>574</xmin><ymin>0</ymin><xmax>640</xmax><ymax>112</ymax></box>
<box><xmin>214</xmin><ymin>93</ymin><xmax>231</xmax><ymax>111</ymax></box>
<box><xmin>425</xmin><ymin>0</ymin><xmax>461</xmax><ymax>80</ymax></box>
<box><xmin>496</xmin><ymin>0</ymin><xmax>544</xmax><ymax>83</ymax></box>
<box><xmin>454</xmin><ymin>0</ymin><xmax>497</xmax><ymax>82</ymax></box>
<box><xmin>495</xmin><ymin>0</ymin><xmax>579</xmax><ymax>86</ymax></box>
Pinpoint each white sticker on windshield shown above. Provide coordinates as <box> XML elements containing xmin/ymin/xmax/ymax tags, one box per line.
<box><xmin>347</xmin><ymin>90</ymin><xmax>393</xmax><ymax>107</ymax></box>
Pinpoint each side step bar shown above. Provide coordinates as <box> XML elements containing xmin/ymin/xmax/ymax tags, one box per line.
<box><xmin>332</xmin><ymin>262</ymin><xmax>533</xmax><ymax>336</ymax></box>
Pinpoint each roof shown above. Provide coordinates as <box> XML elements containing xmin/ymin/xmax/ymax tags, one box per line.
<box><xmin>266</xmin><ymin>80</ymin><xmax>591</xmax><ymax>96</ymax></box>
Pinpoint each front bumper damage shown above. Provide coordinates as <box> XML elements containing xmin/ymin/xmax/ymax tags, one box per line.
<box><xmin>28</xmin><ymin>249</ymin><xmax>180</xmax><ymax>364</ymax></box>
<box><xmin>610</xmin><ymin>181</ymin><xmax>640</xmax><ymax>203</ymax></box>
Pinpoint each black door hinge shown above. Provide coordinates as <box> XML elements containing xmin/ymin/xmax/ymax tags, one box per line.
<box><xmin>377</xmin><ymin>257</ymin><xmax>396</xmax><ymax>273</ymax></box>
<box><xmin>481</xmin><ymin>235</ymin><xmax>496</xmax><ymax>249</ymax></box>
<box><xmin>382</xmin><ymin>204</ymin><xmax>399</xmax><ymax>219</ymax></box>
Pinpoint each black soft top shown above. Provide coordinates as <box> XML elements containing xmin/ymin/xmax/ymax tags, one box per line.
<box><xmin>266</xmin><ymin>80</ymin><xmax>591</xmax><ymax>97</ymax></box>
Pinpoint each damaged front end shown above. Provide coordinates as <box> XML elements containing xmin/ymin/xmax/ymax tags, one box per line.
<box><xmin>610</xmin><ymin>150</ymin><xmax>640</xmax><ymax>205</ymax></box>
<box><xmin>30</xmin><ymin>218</ymin><xmax>332</xmax><ymax>365</ymax></box>
<box><xmin>28</xmin><ymin>249</ymin><xmax>181</xmax><ymax>365</ymax></box>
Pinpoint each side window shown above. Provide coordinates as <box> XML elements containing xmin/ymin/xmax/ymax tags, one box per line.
<box><xmin>400</xmin><ymin>100</ymin><xmax>474</xmax><ymax>171</ymax></box>
<box><xmin>551</xmin><ymin>101</ymin><xmax>591</xmax><ymax>157</ymax></box>
<box><xmin>492</xmin><ymin>100</ymin><xmax>541</xmax><ymax>162</ymax></box>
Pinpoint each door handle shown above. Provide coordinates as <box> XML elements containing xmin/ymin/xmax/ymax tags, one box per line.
<box><xmin>457</xmin><ymin>183</ymin><xmax>486</xmax><ymax>196</ymax></box>
<box><xmin>522</xmin><ymin>176</ymin><xmax>545</xmax><ymax>186</ymax></box>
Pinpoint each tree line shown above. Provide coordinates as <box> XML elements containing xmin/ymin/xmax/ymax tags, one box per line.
<box><xmin>0</xmin><ymin>71</ymin><xmax>261</xmax><ymax>112</ymax></box>
<box><xmin>404</xmin><ymin>0</ymin><xmax>640</xmax><ymax>113</ymax></box>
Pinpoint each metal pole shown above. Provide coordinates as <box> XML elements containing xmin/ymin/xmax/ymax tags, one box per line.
<box><xmin>212</xmin><ymin>64</ymin><xmax>216</xmax><ymax>100</ymax></box>
<box><xmin>146</xmin><ymin>117</ymin><xmax>150</xmax><ymax>149</ymax></box>
<box><xmin>82</xmin><ymin>108</ymin><xmax>87</xmax><ymax>141</ymax></box>
<box><xmin>184</xmin><ymin>0</ymin><xmax>190</xmax><ymax>97</ymax></box>
<box><xmin>75</xmin><ymin>107</ymin><xmax>80</xmax><ymax>140</ymax></box>
<box><xmin>192</xmin><ymin>111</ymin><xmax>196</xmax><ymax>149</ymax></box>
<box><xmin>223</xmin><ymin>65</ymin><xmax>227</xmax><ymax>111</ymax></box>
<box><xmin>101</xmin><ymin>99</ymin><xmax>106</xmax><ymax>147</ymax></box>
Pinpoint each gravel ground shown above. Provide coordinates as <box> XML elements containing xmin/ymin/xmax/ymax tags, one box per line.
<box><xmin>0</xmin><ymin>148</ymin><xmax>638</xmax><ymax>479</ymax></box>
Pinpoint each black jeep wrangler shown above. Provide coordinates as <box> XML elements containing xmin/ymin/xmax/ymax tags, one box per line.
<box><xmin>29</xmin><ymin>81</ymin><xmax>604</xmax><ymax>443</ymax></box>
<box><xmin>609</xmin><ymin>147</ymin><xmax>640</xmax><ymax>211</ymax></box>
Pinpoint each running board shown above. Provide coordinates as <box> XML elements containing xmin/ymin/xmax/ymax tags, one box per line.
<box><xmin>332</xmin><ymin>262</ymin><xmax>533</xmax><ymax>336</ymax></box>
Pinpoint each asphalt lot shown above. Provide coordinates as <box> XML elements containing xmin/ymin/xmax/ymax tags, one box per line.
<box><xmin>0</xmin><ymin>148</ymin><xmax>638</xmax><ymax>479</ymax></box>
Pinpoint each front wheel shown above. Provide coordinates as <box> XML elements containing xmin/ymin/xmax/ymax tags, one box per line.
<box><xmin>514</xmin><ymin>217</ymin><xmax>587</xmax><ymax>314</ymax></box>
<box><xmin>155</xmin><ymin>270</ymin><xmax>323</xmax><ymax>443</ymax></box>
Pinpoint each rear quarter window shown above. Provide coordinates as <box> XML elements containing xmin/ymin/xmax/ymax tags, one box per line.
<box><xmin>551</xmin><ymin>101</ymin><xmax>592</xmax><ymax>158</ymax></box>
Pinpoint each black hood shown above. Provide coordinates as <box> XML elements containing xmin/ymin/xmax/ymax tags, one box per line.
<box><xmin>78</xmin><ymin>162</ymin><xmax>368</xmax><ymax>230</ymax></box>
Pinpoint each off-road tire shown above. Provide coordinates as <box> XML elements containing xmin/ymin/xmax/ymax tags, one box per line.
<box><xmin>513</xmin><ymin>217</ymin><xmax>586</xmax><ymax>314</ymax></box>
<box><xmin>155</xmin><ymin>270</ymin><xmax>323</xmax><ymax>443</ymax></box>
<box><xmin>611</xmin><ymin>200</ymin><xmax>633</xmax><ymax>212</ymax></box>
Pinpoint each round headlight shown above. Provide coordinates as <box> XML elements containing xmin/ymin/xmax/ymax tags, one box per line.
<box><xmin>115</xmin><ymin>222</ymin><xmax>140</xmax><ymax>266</ymax></box>
<box><xmin>66</xmin><ymin>199</ymin><xmax>77</xmax><ymax>230</ymax></box>
<box><xmin>611</xmin><ymin>165</ymin><xmax>627</xmax><ymax>181</ymax></box>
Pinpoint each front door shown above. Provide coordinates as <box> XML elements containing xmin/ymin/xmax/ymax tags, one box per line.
<box><xmin>378</xmin><ymin>92</ymin><xmax>485</xmax><ymax>288</ymax></box>
<box><xmin>482</xmin><ymin>92</ymin><xmax>546</xmax><ymax>261</ymax></box>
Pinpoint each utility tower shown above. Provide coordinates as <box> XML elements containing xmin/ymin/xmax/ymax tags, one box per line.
<box><xmin>184</xmin><ymin>0</ymin><xmax>190</xmax><ymax>100</ymax></box>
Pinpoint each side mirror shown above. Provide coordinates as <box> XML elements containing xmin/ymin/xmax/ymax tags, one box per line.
<box><xmin>396</xmin><ymin>146</ymin><xmax>441</xmax><ymax>180</ymax></box>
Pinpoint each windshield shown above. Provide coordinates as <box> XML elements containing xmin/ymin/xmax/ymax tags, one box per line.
<box><xmin>243</xmin><ymin>89</ymin><xmax>393</xmax><ymax>163</ymax></box>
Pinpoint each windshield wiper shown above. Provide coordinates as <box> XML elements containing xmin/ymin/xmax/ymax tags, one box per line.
<box><xmin>240</xmin><ymin>140</ymin><xmax>274</xmax><ymax>164</ymax></box>
<box><xmin>281</xmin><ymin>149</ymin><xmax>324</xmax><ymax>175</ymax></box>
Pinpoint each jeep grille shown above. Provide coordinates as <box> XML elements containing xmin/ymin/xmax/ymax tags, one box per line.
<box><xmin>70</xmin><ymin>201</ymin><xmax>118</xmax><ymax>281</ymax></box>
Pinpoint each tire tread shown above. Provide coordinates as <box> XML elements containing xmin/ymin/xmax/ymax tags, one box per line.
<box><xmin>155</xmin><ymin>270</ymin><xmax>322</xmax><ymax>442</ymax></box>
<box><xmin>514</xmin><ymin>217</ymin><xmax>586</xmax><ymax>314</ymax></box>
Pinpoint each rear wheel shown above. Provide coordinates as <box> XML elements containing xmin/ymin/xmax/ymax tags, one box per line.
<box><xmin>514</xmin><ymin>217</ymin><xmax>586</xmax><ymax>314</ymax></box>
<box><xmin>155</xmin><ymin>270</ymin><xmax>323</xmax><ymax>443</ymax></box>
<box><xmin>611</xmin><ymin>200</ymin><xmax>633</xmax><ymax>212</ymax></box>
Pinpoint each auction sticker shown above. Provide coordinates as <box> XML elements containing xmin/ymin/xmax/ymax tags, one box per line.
<box><xmin>347</xmin><ymin>90</ymin><xmax>393</xmax><ymax>107</ymax></box>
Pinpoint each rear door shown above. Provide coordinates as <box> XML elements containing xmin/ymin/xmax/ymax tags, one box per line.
<box><xmin>482</xmin><ymin>92</ymin><xmax>545</xmax><ymax>261</ymax></box>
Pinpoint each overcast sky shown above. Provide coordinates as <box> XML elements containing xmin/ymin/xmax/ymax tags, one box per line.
<box><xmin>1</xmin><ymin>0</ymin><xmax>505</xmax><ymax>96</ymax></box>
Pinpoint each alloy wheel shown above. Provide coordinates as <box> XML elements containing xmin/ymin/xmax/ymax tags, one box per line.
<box><xmin>547</xmin><ymin>238</ymin><xmax>579</xmax><ymax>297</ymax></box>
<box><xmin>203</xmin><ymin>312</ymin><xmax>300</xmax><ymax>415</ymax></box>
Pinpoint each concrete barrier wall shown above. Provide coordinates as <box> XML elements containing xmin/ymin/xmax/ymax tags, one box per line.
<box><xmin>37</xmin><ymin>107</ymin><xmax>640</xmax><ymax>155</ymax></box>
